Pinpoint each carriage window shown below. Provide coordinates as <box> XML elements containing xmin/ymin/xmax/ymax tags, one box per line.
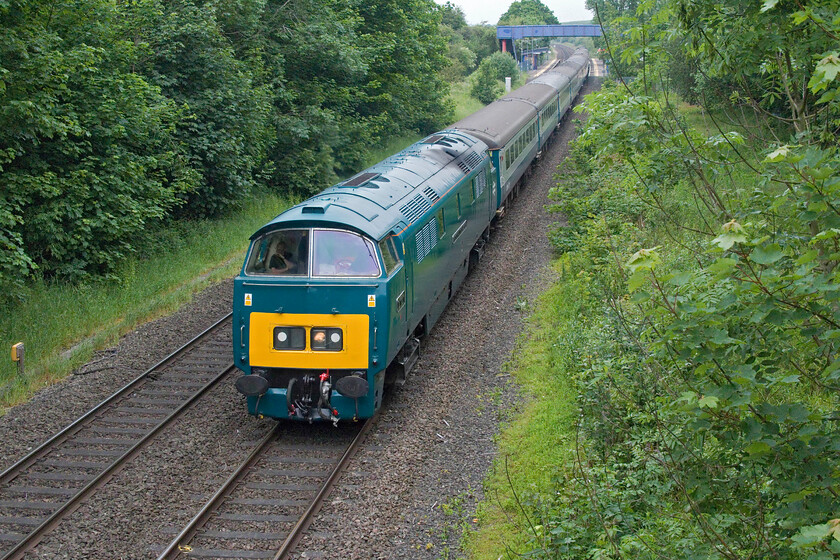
<box><xmin>313</xmin><ymin>229</ymin><xmax>380</xmax><ymax>277</ymax></box>
<box><xmin>379</xmin><ymin>237</ymin><xmax>401</xmax><ymax>276</ymax></box>
<box><xmin>245</xmin><ymin>229</ymin><xmax>309</xmax><ymax>276</ymax></box>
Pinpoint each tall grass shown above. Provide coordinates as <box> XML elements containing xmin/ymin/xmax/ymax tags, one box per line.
<box><xmin>449</xmin><ymin>80</ymin><xmax>486</xmax><ymax>122</ymax></box>
<box><xmin>0</xmin><ymin>192</ymin><xmax>293</xmax><ymax>410</ymax></box>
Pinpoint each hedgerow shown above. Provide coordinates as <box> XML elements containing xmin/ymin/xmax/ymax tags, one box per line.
<box><xmin>528</xmin><ymin>0</ymin><xmax>840</xmax><ymax>553</ymax></box>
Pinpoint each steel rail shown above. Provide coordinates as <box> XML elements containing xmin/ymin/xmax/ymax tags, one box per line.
<box><xmin>0</xmin><ymin>312</ymin><xmax>233</xmax><ymax>486</ymax></box>
<box><xmin>2</xmin><ymin>364</ymin><xmax>237</xmax><ymax>560</ymax></box>
<box><xmin>156</xmin><ymin>413</ymin><xmax>378</xmax><ymax>560</ymax></box>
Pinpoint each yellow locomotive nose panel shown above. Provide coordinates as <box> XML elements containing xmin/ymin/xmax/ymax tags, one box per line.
<box><xmin>248</xmin><ymin>313</ymin><xmax>369</xmax><ymax>369</ymax></box>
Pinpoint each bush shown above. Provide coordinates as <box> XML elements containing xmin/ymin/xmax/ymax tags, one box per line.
<box><xmin>470</xmin><ymin>52</ymin><xmax>519</xmax><ymax>104</ymax></box>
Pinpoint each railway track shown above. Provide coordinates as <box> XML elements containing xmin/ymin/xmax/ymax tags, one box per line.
<box><xmin>0</xmin><ymin>313</ymin><xmax>235</xmax><ymax>560</ymax></box>
<box><xmin>156</xmin><ymin>416</ymin><xmax>376</xmax><ymax>560</ymax></box>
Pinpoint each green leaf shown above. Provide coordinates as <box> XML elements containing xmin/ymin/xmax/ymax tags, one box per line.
<box><xmin>760</xmin><ymin>0</ymin><xmax>778</xmax><ymax>11</ymax></box>
<box><xmin>750</xmin><ymin>244</ymin><xmax>784</xmax><ymax>265</ymax></box>
<box><xmin>797</xmin><ymin>250</ymin><xmax>819</xmax><ymax>264</ymax></box>
<box><xmin>712</xmin><ymin>220</ymin><xmax>746</xmax><ymax>250</ymax></box>
<box><xmin>668</xmin><ymin>271</ymin><xmax>693</xmax><ymax>286</ymax></box>
<box><xmin>792</xmin><ymin>523</ymin><xmax>831</xmax><ymax>547</ymax></box>
<box><xmin>816</xmin><ymin>54</ymin><xmax>840</xmax><ymax>83</ymax></box>
<box><xmin>816</xmin><ymin>89</ymin><xmax>837</xmax><ymax>104</ymax></box>
<box><xmin>708</xmin><ymin>257</ymin><xmax>737</xmax><ymax>275</ymax></box>
<box><xmin>811</xmin><ymin>229</ymin><xmax>840</xmax><ymax>242</ymax></box>
<box><xmin>627</xmin><ymin>270</ymin><xmax>649</xmax><ymax>292</ymax></box>
<box><xmin>698</xmin><ymin>395</ymin><xmax>719</xmax><ymax>409</ymax></box>
<box><xmin>830</xmin><ymin>519</ymin><xmax>840</xmax><ymax>542</ymax></box>
<box><xmin>626</xmin><ymin>247</ymin><xmax>662</xmax><ymax>273</ymax></box>
<box><xmin>765</xmin><ymin>145</ymin><xmax>792</xmax><ymax>162</ymax></box>
<box><xmin>745</xmin><ymin>441</ymin><xmax>772</xmax><ymax>456</ymax></box>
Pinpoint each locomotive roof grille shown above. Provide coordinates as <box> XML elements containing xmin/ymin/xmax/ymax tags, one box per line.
<box><xmin>400</xmin><ymin>193</ymin><xmax>432</xmax><ymax>224</ymax></box>
<box><xmin>458</xmin><ymin>152</ymin><xmax>483</xmax><ymax>174</ymax></box>
<box><xmin>423</xmin><ymin>186</ymin><xmax>440</xmax><ymax>203</ymax></box>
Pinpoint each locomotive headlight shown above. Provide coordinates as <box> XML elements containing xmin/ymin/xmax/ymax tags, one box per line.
<box><xmin>311</xmin><ymin>328</ymin><xmax>343</xmax><ymax>351</ymax></box>
<box><xmin>273</xmin><ymin>326</ymin><xmax>305</xmax><ymax>350</ymax></box>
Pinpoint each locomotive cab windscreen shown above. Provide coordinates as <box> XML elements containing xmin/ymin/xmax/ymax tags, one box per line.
<box><xmin>245</xmin><ymin>228</ymin><xmax>382</xmax><ymax>278</ymax></box>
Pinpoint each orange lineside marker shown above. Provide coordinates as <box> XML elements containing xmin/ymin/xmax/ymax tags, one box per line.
<box><xmin>11</xmin><ymin>342</ymin><xmax>24</xmax><ymax>377</ymax></box>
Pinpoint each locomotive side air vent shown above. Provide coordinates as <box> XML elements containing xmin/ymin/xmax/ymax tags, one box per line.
<box><xmin>399</xmin><ymin>193</ymin><xmax>432</xmax><ymax>224</ymax></box>
<box><xmin>423</xmin><ymin>186</ymin><xmax>440</xmax><ymax>203</ymax></box>
<box><xmin>342</xmin><ymin>172</ymin><xmax>380</xmax><ymax>187</ymax></box>
<box><xmin>457</xmin><ymin>151</ymin><xmax>484</xmax><ymax>174</ymax></box>
<box><xmin>464</xmin><ymin>152</ymin><xmax>483</xmax><ymax>169</ymax></box>
<box><xmin>415</xmin><ymin>219</ymin><xmax>439</xmax><ymax>264</ymax></box>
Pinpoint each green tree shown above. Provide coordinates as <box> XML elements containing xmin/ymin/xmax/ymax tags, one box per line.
<box><xmin>470</xmin><ymin>51</ymin><xmax>519</xmax><ymax>103</ymax></box>
<box><xmin>462</xmin><ymin>24</ymin><xmax>501</xmax><ymax>63</ymax></box>
<box><xmin>675</xmin><ymin>0</ymin><xmax>839</xmax><ymax>137</ymax></box>
<box><xmin>439</xmin><ymin>1</ymin><xmax>467</xmax><ymax>29</ymax></box>
<box><xmin>534</xmin><ymin>0</ymin><xmax>840</xmax><ymax>555</ymax></box>
<box><xmin>498</xmin><ymin>0</ymin><xmax>560</xmax><ymax>25</ymax></box>
<box><xmin>128</xmin><ymin>0</ymin><xmax>272</xmax><ymax>216</ymax></box>
<box><xmin>355</xmin><ymin>0</ymin><xmax>453</xmax><ymax>136</ymax></box>
<box><xmin>0</xmin><ymin>0</ymin><xmax>191</xmax><ymax>286</ymax></box>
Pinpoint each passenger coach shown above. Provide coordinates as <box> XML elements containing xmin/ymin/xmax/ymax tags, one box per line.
<box><xmin>448</xmin><ymin>48</ymin><xmax>590</xmax><ymax>212</ymax></box>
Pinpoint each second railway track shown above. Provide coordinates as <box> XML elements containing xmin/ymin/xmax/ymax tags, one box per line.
<box><xmin>0</xmin><ymin>313</ymin><xmax>235</xmax><ymax>560</ymax></box>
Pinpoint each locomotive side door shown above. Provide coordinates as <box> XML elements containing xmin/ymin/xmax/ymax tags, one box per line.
<box><xmin>381</xmin><ymin>235</ymin><xmax>410</xmax><ymax>351</ymax></box>
<box><xmin>400</xmin><ymin>238</ymin><xmax>414</xmax><ymax>337</ymax></box>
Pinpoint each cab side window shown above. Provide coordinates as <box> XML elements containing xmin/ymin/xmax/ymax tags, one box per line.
<box><xmin>379</xmin><ymin>237</ymin><xmax>402</xmax><ymax>276</ymax></box>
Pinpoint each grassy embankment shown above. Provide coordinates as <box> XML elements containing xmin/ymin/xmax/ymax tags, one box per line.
<box><xmin>0</xmin><ymin>194</ymin><xmax>289</xmax><ymax>409</ymax></box>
